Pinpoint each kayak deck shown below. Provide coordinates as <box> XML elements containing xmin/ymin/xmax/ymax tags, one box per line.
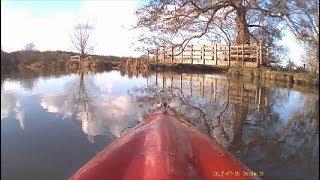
<box><xmin>70</xmin><ymin>108</ymin><xmax>258</xmax><ymax>180</ymax></box>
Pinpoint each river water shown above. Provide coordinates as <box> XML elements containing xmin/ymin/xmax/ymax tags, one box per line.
<box><xmin>1</xmin><ymin>70</ymin><xmax>319</xmax><ymax>180</ymax></box>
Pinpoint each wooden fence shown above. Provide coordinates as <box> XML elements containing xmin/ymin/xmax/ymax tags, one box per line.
<box><xmin>149</xmin><ymin>43</ymin><xmax>268</xmax><ymax>68</ymax></box>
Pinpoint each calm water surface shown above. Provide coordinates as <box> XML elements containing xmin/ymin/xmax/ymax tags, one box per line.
<box><xmin>1</xmin><ymin>70</ymin><xmax>319</xmax><ymax>180</ymax></box>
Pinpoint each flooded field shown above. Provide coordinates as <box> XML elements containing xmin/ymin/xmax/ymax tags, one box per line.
<box><xmin>1</xmin><ymin>70</ymin><xmax>319</xmax><ymax>180</ymax></box>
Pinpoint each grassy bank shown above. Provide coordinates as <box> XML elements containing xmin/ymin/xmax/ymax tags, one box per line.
<box><xmin>149</xmin><ymin>63</ymin><xmax>319</xmax><ymax>86</ymax></box>
<box><xmin>228</xmin><ymin>66</ymin><xmax>319</xmax><ymax>86</ymax></box>
<box><xmin>149</xmin><ymin>62</ymin><xmax>229</xmax><ymax>73</ymax></box>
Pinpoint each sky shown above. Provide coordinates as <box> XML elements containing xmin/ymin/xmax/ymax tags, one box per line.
<box><xmin>1</xmin><ymin>0</ymin><xmax>304</xmax><ymax>64</ymax></box>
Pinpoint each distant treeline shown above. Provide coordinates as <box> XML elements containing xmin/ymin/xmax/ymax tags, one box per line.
<box><xmin>1</xmin><ymin>50</ymin><xmax>125</xmax><ymax>76</ymax></box>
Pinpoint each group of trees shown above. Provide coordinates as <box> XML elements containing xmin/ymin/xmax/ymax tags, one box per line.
<box><xmin>135</xmin><ymin>0</ymin><xmax>319</xmax><ymax>72</ymax></box>
<box><xmin>1</xmin><ymin>20</ymin><xmax>95</xmax><ymax>74</ymax></box>
<box><xmin>2</xmin><ymin>1</ymin><xmax>318</xmax><ymax>73</ymax></box>
<box><xmin>286</xmin><ymin>0</ymin><xmax>319</xmax><ymax>73</ymax></box>
<box><xmin>29</xmin><ymin>1</ymin><xmax>317</xmax><ymax>72</ymax></box>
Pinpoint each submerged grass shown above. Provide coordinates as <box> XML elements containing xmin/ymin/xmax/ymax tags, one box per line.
<box><xmin>149</xmin><ymin>62</ymin><xmax>319</xmax><ymax>86</ymax></box>
<box><xmin>150</xmin><ymin>63</ymin><xmax>229</xmax><ymax>74</ymax></box>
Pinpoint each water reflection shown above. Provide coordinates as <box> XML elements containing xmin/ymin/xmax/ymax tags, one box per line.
<box><xmin>38</xmin><ymin>72</ymin><xmax>141</xmax><ymax>141</ymax></box>
<box><xmin>1</xmin><ymin>71</ymin><xmax>147</xmax><ymax>179</ymax></box>
<box><xmin>1</xmin><ymin>70</ymin><xmax>319</xmax><ymax>180</ymax></box>
<box><xmin>1</xmin><ymin>90</ymin><xmax>25</xmax><ymax>130</ymax></box>
<box><xmin>130</xmin><ymin>71</ymin><xmax>319</xmax><ymax>180</ymax></box>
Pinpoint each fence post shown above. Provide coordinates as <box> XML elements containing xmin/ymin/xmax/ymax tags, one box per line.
<box><xmin>242</xmin><ymin>43</ymin><xmax>244</xmax><ymax>66</ymax></box>
<box><xmin>228</xmin><ymin>44</ymin><xmax>230</xmax><ymax>67</ymax></box>
<box><xmin>163</xmin><ymin>48</ymin><xmax>165</xmax><ymax>63</ymax></box>
<box><xmin>171</xmin><ymin>46</ymin><xmax>174</xmax><ymax>64</ymax></box>
<box><xmin>241</xmin><ymin>83</ymin><xmax>244</xmax><ymax>106</ymax></box>
<box><xmin>259</xmin><ymin>43</ymin><xmax>262</xmax><ymax>68</ymax></box>
<box><xmin>211</xmin><ymin>45</ymin><xmax>214</xmax><ymax>66</ymax></box>
<box><xmin>215</xmin><ymin>44</ymin><xmax>218</xmax><ymax>65</ymax></box>
<box><xmin>180</xmin><ymin>74</ymin><xmax>183</xmax><ymax>93</ymax></box>
<box><xmin>202</xmin><ymin>44</ymin><xmax>205</xmax><ymax>65</ymax></box>
<box><xmin>256</xmin><ymin>44</ymin><xmax>259</xmax><ymax>67</ymax></box>
<box><xmin>235</xmin><ymin>46</ymin><xmax>238</xmax><ymax>62</ymax></box>
<box><xmin>265</xmin><ymin>43</ymin><xmax>269</xmax><ymax>66</ymax></box>
<box><xmin>181</xmin><ymin>47</ymin><xmax>184</xmax><ymax>63</ymax></box>
<box><xmin>191</xmin><ymin>45</ymin><xmax>194</xmax><ymax>65</ymax></box>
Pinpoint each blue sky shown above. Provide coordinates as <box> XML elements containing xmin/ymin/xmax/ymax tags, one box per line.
<box><xmin>1</xmin><ymin>0</ymin><xmax>304</xmax><ymax>65</ymax></box>
<box><xmin>2</xmin><ymin>0</ymin><xmax>82</xmax><ymax>15</ymax></box>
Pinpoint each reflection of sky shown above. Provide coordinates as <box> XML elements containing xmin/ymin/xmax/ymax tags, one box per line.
<box><xmin>2</xmin><ymin>80</ymin><xmax>24</xmax><ymax>92</ymax></box>
<box><xmin>1</xmin><ymin>71</ymin><xmax>147</xmax><ymax>140</ymax></box>
<box><xmin>1</xmin><ymin>84</ymin><xmax>25</xmax><ymax>129</ymax></box>
<box><xmin>2</xmin><ymin>70</ymin><xmax>319</xmax><ymax>180</ymax></box>
<box><xmin>93</xmin><ymin>70</ymin><xmax>149</xmax><ymax>97</ymax></box>
<box><xmin>30</xmin><ymin>74</ymin><xmax>78</xmax><ymax>95</ymax></box>
<box><xmin>273</xmin><ymin>89</ymin><xmax>317</xmax><ymax>123</ymax></box>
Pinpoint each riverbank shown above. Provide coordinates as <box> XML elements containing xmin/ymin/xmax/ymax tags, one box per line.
<box><xmin>149</xmin><ymin>63</ymin><xmax>319</xmax><ymax>86</ymax></box>
<box><xmin>228</xmin><ymin>66</ymin><xmax>319</xmax><ymax>86</ymax></box>
<box><xmin>149</xmin><ymin>63</ymin><xmax>229</xmax><ymax>73</ymax></box>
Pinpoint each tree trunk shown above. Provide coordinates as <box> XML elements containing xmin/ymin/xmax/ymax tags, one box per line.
<box><xmin>229</xmin><ymin>104</ymin><xmax>248</xmax><ymax>153</ymax></box>
<box><xmin>81</xmin><ymin>50</ymin><xmax>85</xmax><ymax>59</ymax></box>
<box><xmin>235</xmin><ymin>8</ymin><xmax>250</xmax><ymax>44</ymax></box>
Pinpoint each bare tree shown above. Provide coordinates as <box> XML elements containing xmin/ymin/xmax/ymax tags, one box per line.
<box><xmin>285</xmin><ymin>59</ymin><xmax>296</xmax><ymax>70</ymax></box>
<box><xmin>283</xmin><ymin>0</ymin><xmax>319</xmax><ymax>73</ymax></box>
<box><xmin>302</xmin><ymin>46</ymin><xmax>319</xmax><ymax>74</ymax></box>
<box><xmin>135</xmin><ymin>1</ymin><xmax>285</xmax><ymax>45</ymax></box>
<box><xmin>284</xmin><ymin>0</ymin><xmax>319</xmax><ymax>49</ymax></box>
<box><xmin>24</xmin><ymin>43</ymin><xmax>36</xmax><ymax>51</ymax></box>
<box><xmin>135</xmin><ymin>0</ymin><xmax>289</xmax><ymax>63</ymax></box>
<box><xmin>71</xmin><ymin>22</ymin><xmax>95</xmax><ymax>59</ymax></box>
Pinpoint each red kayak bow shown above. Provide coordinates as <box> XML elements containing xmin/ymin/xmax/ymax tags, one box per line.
<box><xmin>70</xmin><ymin>108</ymin><xmax>259</xmax><ymax>180</ymax></box>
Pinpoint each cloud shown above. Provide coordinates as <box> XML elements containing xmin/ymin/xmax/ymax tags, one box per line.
<box><xmin>1</xmin><ymin>1</ymin><xmax>142</xmax><ymax>57</ymax></box>
<box><xmin>40</xmin><ymin>93</ymin><xmax>73</xmax><ymax>117</ymax></box>
<box><xmin>39</xmin><ymin>92</ymin><xmax>139</xmax><ymax>139</ymax></box>
<box><xmin>1</xmin><ymin>90</ymin><xmax>25</xmax><ymax>130</ymax></box>
<box><xmin>80</xmin><ymin>95</ymin><xmax>138</xmax><ymax>138</ymax></box>
<box><xmin>36</xmin><ymin>74</ymin><xmax>141</xmax><ymax>139</ymax></box>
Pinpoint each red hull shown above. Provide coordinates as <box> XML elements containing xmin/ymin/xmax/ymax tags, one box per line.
<box><xmin>70</xmin><ymin>109</ymin><xmax>259</xmax><ymax>180</ymax></box>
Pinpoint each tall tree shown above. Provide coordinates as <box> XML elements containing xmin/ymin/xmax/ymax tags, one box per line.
<box><xmin>71</xmin><ymin>22</ymin><xmax>95</xmax><ymax>59</ymax></box>
<box><xmin>283</xmin><ymin>0</ymin><xmax>319</xmax><ymax>73</ymax></box>
<box><xmin>284</xmin><ymin>0</ymin><xmax>319</xmax><ymax>49</ymax></box>
<box><xmin>138</xmin><ymin>1</ymin><xmax>285</xmax><ymax>46</ymax></box>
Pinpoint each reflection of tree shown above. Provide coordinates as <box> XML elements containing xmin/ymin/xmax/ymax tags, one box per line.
<box><xmin>229</xmin><ymin>104</ymin><xmax>248</xmax><ymax>153</ymax></box>
<box><xmin>72</xmin><ymin>73</ymin><xmax>96</xmax><ymax>124</ymax></box>
<box><xmin>119</xmin><ymin>58</ymin><xmax>151</xmax><ymax>78</ymax></box>
<box><xmin>64</xmin><ymin>72</ymin><xmax>139</xmax><ymax>142</ymax></box>
<box><xmin>129</xmin><ymin>71</ymin><xmax>319</xmax><ymax>179</ymax></box>
<box><xmin>67</xmin><ymin>72</ymin><xmax>98</xmax><ymax>143</ymax></box>
<box><xmin>129</xmin><ymin>79</ymin><xmax>250</xmax><ymax>149</ymax></box>
<box><xmin>19</xmin><ymin>78</ymin><xmax>36</xmax><ymax>92</ymax></box>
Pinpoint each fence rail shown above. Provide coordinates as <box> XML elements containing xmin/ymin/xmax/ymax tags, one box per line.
<box><xmin>149</xmin><ymin>43</ymin><xmax>269</xmax><ymax>68</ymax></box>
